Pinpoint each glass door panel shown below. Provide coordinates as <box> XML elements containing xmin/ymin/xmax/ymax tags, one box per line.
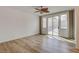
<box><xmin>48</xmin><ymin>17</ymin><xmax>52</xmax><ymax>35</ymax></box>
<box><xmin>52</xmin><ymin>16</ymin><xmax>59</xmax><ymax>36</ymax></box>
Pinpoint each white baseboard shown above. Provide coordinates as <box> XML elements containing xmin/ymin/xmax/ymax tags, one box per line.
<box><xmin>0</xmin><ymin>33</ymin><xmax>39</xmax><ymax>43</ymax></box>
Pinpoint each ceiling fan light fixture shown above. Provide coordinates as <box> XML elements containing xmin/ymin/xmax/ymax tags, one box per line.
<box><xmin>34</xmin><ymin>6</ymin><xmax>49</xmax><ymax>14</ymax></box>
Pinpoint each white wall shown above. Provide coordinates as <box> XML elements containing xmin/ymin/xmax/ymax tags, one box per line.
<box><xmin>0</xmin><ymin>7</ymin><xmax>39</xmax><ymax>43</ymax></box>
<box><xmin>75</xmin><ymin>7</ymin><xmax>79</xmax><ymax>48</ymax></box>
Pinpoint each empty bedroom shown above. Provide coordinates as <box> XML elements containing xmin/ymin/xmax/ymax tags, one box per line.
<box><xmin>0</xmin><ymin>6</ymin><xmax>79</xmax><ymax>53</ymax></box>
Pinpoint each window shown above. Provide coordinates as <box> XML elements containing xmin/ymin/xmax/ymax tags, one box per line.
<box><xmin>60</xmin><ymin>14</ymin><xmax>68</xmax><ymax>29</ymax></box>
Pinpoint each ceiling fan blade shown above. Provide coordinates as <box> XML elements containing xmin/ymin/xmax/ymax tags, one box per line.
<box><xmin>40</xmin><ymin>11</ymin><xmax>44</xmax><ymax>14</ymax></box>
<box><xmin>35</xmin><ymin>8</ymin><xmax>40</xmax><ymax>11</ymax></box>
<box><xmin>34</xmin><ymin>6</ymin><xmax>49</xmax><ymax>14</ymax></box>
<box><xmin>45</xmin><ymin>11</ymin><xmax>49</xmax><ymax>13</ymax></box>
<box><xmin>42</xmin><ymin>8</ymin><xmax>48</xmax><ymax>10</ymax></box>
<box><xmin>34</xmin><ymin>11</ymin><xmax>40</xmax><ymax>13</ymax></box>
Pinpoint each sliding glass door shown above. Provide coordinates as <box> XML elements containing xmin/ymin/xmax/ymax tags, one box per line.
<box><xmin>41</xmin><ymin>11</ymin><xmax>73</xmax><ymax>39</ymax></box>
<box><xmin>41</xmin><ymin>14</ymin><xmax>68</xmax><ymax>37</ymax></box>
<box><xmin>47</xmin><ymin>16</ymin><xmax>59</xmax><ymax>36</ymax></box>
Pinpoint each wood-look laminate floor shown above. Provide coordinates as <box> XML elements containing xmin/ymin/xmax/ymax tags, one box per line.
<box><xmin>0</xmin><ymin>35</ymin><xmax>78</xmax><ymax>53</ymax></box>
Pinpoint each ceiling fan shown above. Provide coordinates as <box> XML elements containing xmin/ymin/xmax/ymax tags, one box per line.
<box><xmin>34</xmin><ymin>6</ymin><xmax>49</xmax><ymax>14</ymax></box>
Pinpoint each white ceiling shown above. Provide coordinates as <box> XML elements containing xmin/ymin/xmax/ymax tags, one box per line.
<box><xmin>7</xmin><ymin>6</ymin><xmax>75</xmax><ymax>16</ymax></box>
<box><xmin>42</xmin><ymin>6</ymin><xmax>75</xmax><ymax>15</ymax></box>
